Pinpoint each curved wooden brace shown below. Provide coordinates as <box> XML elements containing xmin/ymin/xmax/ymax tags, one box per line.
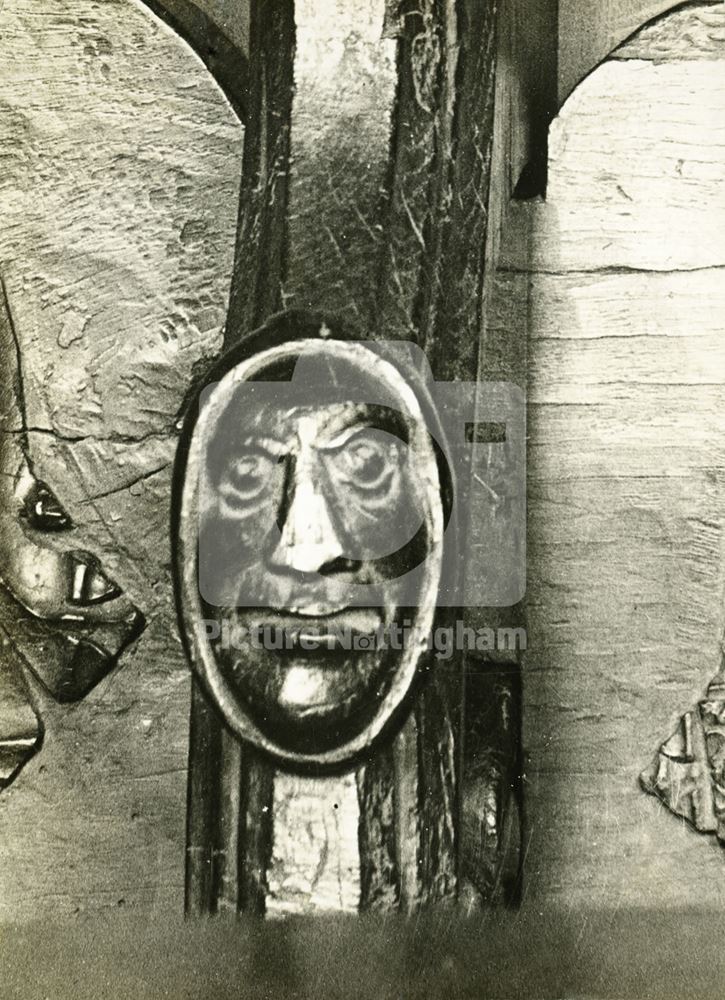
<box><xmin>132</xmin><ymin>2</ymin><xmax>701</xmax><ymax>233</ymax></box>
<box><xmin>140</xmin><ymin>0</ymin><xmax>249</xmax><ymax>121</ymax></box>
<box><xmin>476</xmin><ymin>0</ymin><xmax>707</xmax><ymax>198</ymax></box>
<box><xmin>558</xmin><ymin>0</ymin><xmax>708</xmax><ymax>105</ymax></box>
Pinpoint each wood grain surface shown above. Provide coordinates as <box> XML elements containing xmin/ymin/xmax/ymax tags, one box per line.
<box><xmin>614</xmin><ymin>0</ymin><xmax>725</xmax><ymax>60</ymax></box>
<box><xmin>502</xmin><ymin>56</ymin><xmax>725</xmax><ymax>274</ymax></box>
<box><xmin>0</xmin><ymin>0</ymin><xmax>242</xmax><ymax>920</ymax></box>
<box><xmin>515</xmin><ymin>2</ymin><xmax>725</xmax><ymax>909</ymax></box>
<box><xmin>1</xmin><ymin>0</ymin><xmax>724</xmax><ymax>923</ymax></box>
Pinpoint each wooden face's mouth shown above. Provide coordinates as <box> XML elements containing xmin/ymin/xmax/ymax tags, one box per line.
<box><xmin>239</xmin><ymin>607</ymin><xmax>382</xmax><ymax>644</ymax></box>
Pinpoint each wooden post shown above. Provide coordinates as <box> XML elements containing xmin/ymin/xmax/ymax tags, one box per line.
<box><xmin>181</xmin><ymin>0</ymin><xmax>537</xmax><ymax>915</ymax></box>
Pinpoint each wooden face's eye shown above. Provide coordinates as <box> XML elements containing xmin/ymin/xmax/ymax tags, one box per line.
<box><xmin>329</xmin><ymin>431</ymin><xmax>401</xmax><ymax>497</ymax></box>
<box><xmin>219</xmin><ymin>448</ymin><xmax>280</xmax><ymax>510</ymax></box>
<box><xmin>21</xmin><ymin>480</ymin><xmax>73</xmax><ymax>532</ymax></box>
<box><xmin>343</xmin><ymin>439</ymin><xmax>392</xmax><ymax>489</ymax></box>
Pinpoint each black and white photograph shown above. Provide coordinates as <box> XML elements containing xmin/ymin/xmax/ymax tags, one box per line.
<box><xmin>0</xmin><ymin>1</ymin><xmax>723</xmax><ymax>996</ymax></box>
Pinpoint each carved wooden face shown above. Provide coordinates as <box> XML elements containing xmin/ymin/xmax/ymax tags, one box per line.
<box><xmin>176</xmin><ymin>334</ymin><xmax>446</xmax><ymax>765</ymax></box>
<box><xmin>0</xmin><ymin>278</ymin><xmax>144</xmax><ymax>709</ymax></box>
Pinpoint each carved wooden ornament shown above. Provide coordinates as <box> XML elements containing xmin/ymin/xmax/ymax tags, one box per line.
<box><xmin>174</xmin><ymin>312</ymin><xmax>450</xmax><ymax>768</ymax></box>
<box><xmin>643</xmin><ymin>669</ymin><xmax>725</xmax><ymax>840</ymax></box>
<box><xmin>0</xmin><ymin>276</ymin><xmax>145</xmax><ymax>786</ymax></box>
<box><xmin>173</xmin><ymin>0</ymin><xmax>523</xmax><ymax>917</ymax></box>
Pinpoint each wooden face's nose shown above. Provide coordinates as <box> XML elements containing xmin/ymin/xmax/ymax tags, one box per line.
<box><xmin>267</xmin><ymin>452</ymin><xmax>345</xmax><ymax>575</ymax></box>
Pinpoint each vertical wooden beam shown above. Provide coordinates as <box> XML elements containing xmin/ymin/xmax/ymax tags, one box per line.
<box><xmin>461</xmin><ymin>657</ymin><xmax>522</xmax><ymax>904</ymax></box>
<box><xmin>140</xmin><ymin>0</ymin><xmax>250</xmax><ymax>121</ymax></box>
<box><xmin>185</xmin><ymin>680</ymin><xmax>221</xmax><ymax>915</ymax></box>
<box><xmin>185</xmin><ymin>0</ymin><xmax>294</xmax><ymax>919</ymax></box>
<box><xmin>186</xmin><ymin>681</ymin><xmax>273</xmax><ymax>915</ymax></box>
<box><xmin>356</xmin><ymin>750</ymin><xmax>399</xmax><ymax>912</ymax></box>
<box><xmin>225</xmin><ymin>0</ymin><xmax>295</xmax><ymax>342</ymax></box>
<box><xmin>237</xmin><ymin>747</ymin><xmax>274</xmax><ymax>912</ymax></box>
<box><xmin>185</xmin><ymin>0</ymin><xmax>533</xmax><ymax>914</ymax></box>
<box><xmin>187</xmin><ymin>0</ymin><xmax>398</xmax><ymax>916</ymax></box>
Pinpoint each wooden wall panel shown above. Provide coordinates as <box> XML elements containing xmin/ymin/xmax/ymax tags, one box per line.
<box><xmin>0</xmin><ymin>0</ymin><xmax>242</xmax><ymax>920</ymax></box>
<box><xmin>502</xmin><ymin>55</ymin><xmax>725</xmax><ymax>273</ymax></box>
<box><xmin>515</xmin><ymin>3</ymin><xmax>725</xmax><ymax>908</ymax></box>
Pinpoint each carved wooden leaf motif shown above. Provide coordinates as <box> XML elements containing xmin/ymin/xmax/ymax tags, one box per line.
<box><xmin>642</xmin><ymin>672</ymin><xmax>725</xmax><ymax>842</ymax></box>
<box><xmin>0</xmin><ymin>631</ymin><xmax>41</xmax><ymax>789</ymax></box>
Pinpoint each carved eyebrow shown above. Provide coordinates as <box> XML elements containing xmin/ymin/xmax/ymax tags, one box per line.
<box><xmin>234</xmin><ymin>435</ymin><xmax>288</xmax><ymax>457</ymax></box>
<box><xmin>320</xmin><ymin>424</ymin><xmax>403</xmax><ymax>452</ymax></box>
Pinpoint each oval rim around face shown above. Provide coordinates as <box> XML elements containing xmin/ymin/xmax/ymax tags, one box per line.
<box><xmin>175</xmin><ymin>338</ymin><xmax>445</xmax><ymax>767</ymax></box>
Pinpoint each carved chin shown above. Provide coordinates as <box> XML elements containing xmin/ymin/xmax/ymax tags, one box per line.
<box><xmin>212</xmin><ymin>632</ymin><xmax>391</xmax><ymax>754</ymax></box>
<box><xmin>278</xmin><ymin>664</ymin><xmax>347</xmax><ymax>715</ymax></box>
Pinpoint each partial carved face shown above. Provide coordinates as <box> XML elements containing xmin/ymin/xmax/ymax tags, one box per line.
<box><xmin>176</xmin><ymin>332</ymin><xmax>445</xmax><ymax>765</ymax></box>
<box><xmin>0</xmin><ymin>277</ymin><xmax>144</xmax><ymax>709</ymax></box>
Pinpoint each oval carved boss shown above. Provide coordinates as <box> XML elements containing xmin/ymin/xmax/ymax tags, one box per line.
<box><xmin>172</xmin><ymin>310</ymin><xmax>456</xmax><ymax>767</ymax></box>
